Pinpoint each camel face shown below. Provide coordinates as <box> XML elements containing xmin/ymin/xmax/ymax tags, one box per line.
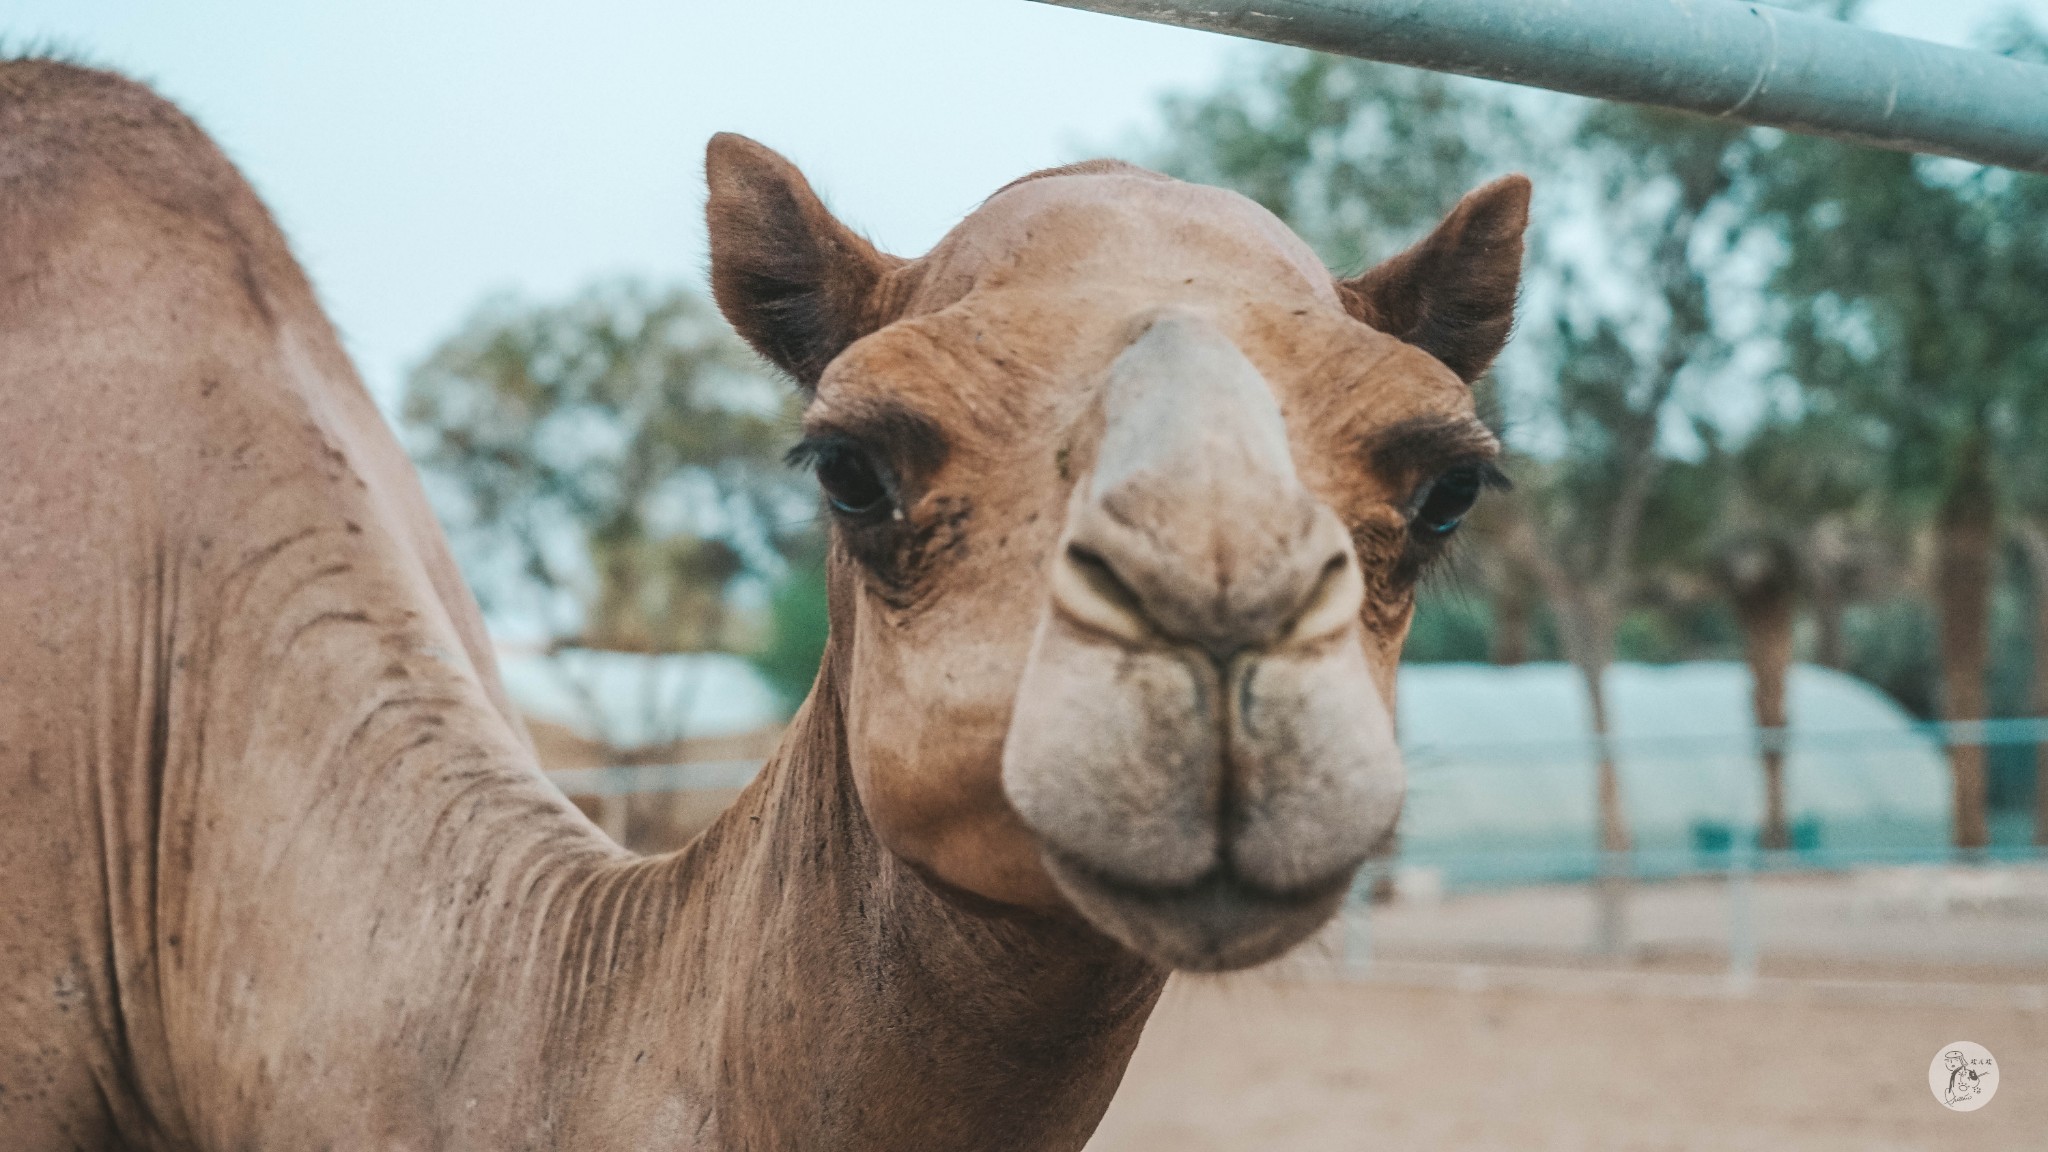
<box><xmin>709</xmin><ymin>137</ymin><xmax>1526</xmax><ymax>970</ymax></box>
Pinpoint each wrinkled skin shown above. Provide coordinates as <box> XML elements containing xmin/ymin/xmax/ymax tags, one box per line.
<box><xmin>0</xmin><ymin>61</ymin><xmax>1525</xmax><ymax>1151</ymax></box>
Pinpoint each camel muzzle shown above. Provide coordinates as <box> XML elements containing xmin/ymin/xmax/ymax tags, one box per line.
<box><xmin>1000</xmin><ymin>309</ymin><xmax>1405</xmax><ymax>971</ymax></box>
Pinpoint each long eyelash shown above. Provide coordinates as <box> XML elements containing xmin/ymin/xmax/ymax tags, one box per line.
<box><xmin>1436</xmin><ymin>458</ymin><xmax>1511</xmax><ymax>494</ymax></box>
<box><xmin>787</xmin><ymin>435</ymin><xmax>905</xmax><ymax>523</ymax></box>
<box><xmin>1395</xmin><ymin>460</ymin><xmax>1507</xmax><ymax>580</ymax></box>
<box><xmin>1397</xmin><ymin>457</ymin><xmax>1508</xmax><ymax>523</ymax></box>
<box><xmin>1396</xmin><ymin>520</ymin><xmax>1464</xmax><ymax>587</ymax></box>
<box><xmin>1419</xmin><ymin>537</ymin><xmax>1480</xmax><ymax>598</ymax></box>
<box><xmin>784</xmin><ymin>436</ymin><xmax>844</xmax><ymax>471</ymax></box>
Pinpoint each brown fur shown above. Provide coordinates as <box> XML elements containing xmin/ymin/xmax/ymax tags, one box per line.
<box><xmin>0</xmin><ymin>62</ymin><xmax>1526</xmax><ymax>1151</ymax></box>
<box><xmin>1337</xmin><ymin>174</ymin><xmax>1531</xmax><ymax>381</ymax></box>
<box><xmin>705</xmin><ymin>134</ymin><xmax>913</xmax><ymax>387</ymax></box>
<box><xmin>983</xmin><ymin>157</ymin><xmax>1172</xmax><ymax>201</ymax></box>
<box><xmin>0</xmin><ymin>60</ymin><xmax>303</xmax><ymax>322</ymax></box>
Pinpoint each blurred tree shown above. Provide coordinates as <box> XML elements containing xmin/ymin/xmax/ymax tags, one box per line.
<box><xmin>1407</xmin><ymin>490</ymin><xmax>1557</xmax><ymax>666</ymax></box>
<box><xmin>2017</xmin><ymin>523</ymin><xmax>2048</xmax><ymax>845</ymax></box>
<box><xmin>2008</xmin><ymin>279</ymin><xmax>2048</xmax><ymax>847</ymax></box>
<box><xmin>752</xmin><ymin>536</ymin><xmax>833</xmax><ymax>710</ymax></box>
<box><xmin>1501</xmin><ymin>105</ymin><xmax>1756</xmax><ymax>943</ymax></box>
<box><xmin>403</xmin><ymin>279</ymin><xmax>812</xmax><ymax>749</ymax></box>
<box><xmin>1151</xmin><ymin>52</ymin><xmax>1524</xmax><ymax>274</ymax></box>
<box><xmin>1755</xmin><ymin>114</ymin><xmax>2048</xmax><ymax>849</ymax></box>
<box><xmin>1986</xmin><ymin>17</ymin><xmax>2048</xmax><ymax>846</ymax></box>
<box><xmin>1704</xmin><ymin>412</ymin><xmax>1882</xmax><ymax>847</ymax></box>
<box><xmin>1401</xmin><ymin>591</ymin><xmax>1496</xmax><ymax>663</ymax></box>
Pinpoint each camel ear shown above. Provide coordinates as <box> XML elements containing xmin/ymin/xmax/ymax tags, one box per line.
<box><xmin>1337</xmin><ymin>174</ymin><xmax>1530</xmax><ymax>382</ymax></box>
<box><xmin>705</xmin><ymin>133</ymin><xmax>901</xmax><ymax>387</ymax></box>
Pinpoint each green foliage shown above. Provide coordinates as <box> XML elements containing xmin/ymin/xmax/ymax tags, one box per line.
<box><xmin>1723</xmin><ymin>412</ymin><xmax>1880</xmax><ymax>528</ymax></box>
<box><xmin>1527</xmin><ymin>102</ymin><xmax>1759</xmax><ymax>588</ymax></box>
<box><xmin>754</xmin><ymin>546</ymin><xmax>832</xmax><ymax>710</ymax></box>
<box><xmin>1757</xmin><ymin>139</ymin><xmax>2048</xmax><ymax>507</ymax></box>
<box><xmin>1840</xmin><ymin>598</ymin><xmax>1939</xmax><ymax>719</ymax></box>
<box><xmin>1750</xmin><ymin>5</ymin><xmax>2048</xmax><ymax>514</ymax></box>
<box><xmin>1613</xmin><ymin>602</ymin><xmax>1739</xmax><ymax>664</ymax></box>
<box><xmin>1149</xmin><ymin>53</ymin><xmax>1523</xmax><ymax>273</ymax></box>
<box><xmin>403</xmin><ymin>279</ymin><xmax>805</xmax><ymax>655</ymax></box>
<box><xmin>1402</xmin><ymin>591</ymin><xmax>1495</xmax><ymax>663</ymax></box>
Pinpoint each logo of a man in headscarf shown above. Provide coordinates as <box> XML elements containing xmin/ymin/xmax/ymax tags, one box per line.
<box><xmin>1930</xmin><ymin>1041</ymin><xmax>1999</xmax><ymax>1111</ymax></box>
<box><xmin>1942</xmin><ymin>1049</ymin><xmax>1982</xmax><ymax>1107</ymax></box>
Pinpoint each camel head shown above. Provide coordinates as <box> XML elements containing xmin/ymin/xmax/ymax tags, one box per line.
<box><xmin>707</xmin><ymin>136</ymin><xmax>1526</xmax><ymax>971</ymax></box>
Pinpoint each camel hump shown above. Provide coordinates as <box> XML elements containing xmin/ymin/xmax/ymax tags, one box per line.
<box><xmin>0</xmin><ymin>57</ymin><xmax>520</xmax><ymax>741</ymax></box>
<box><xmin>0</xmin><ymin>56</ymin><xmax>315</xmax><ymax>328</ymax></box>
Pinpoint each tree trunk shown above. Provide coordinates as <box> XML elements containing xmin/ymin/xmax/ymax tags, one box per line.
<box><xmin>2015</xmin><ymin>518</ymin><xmax>2048</xmax><ymax>848</ymax></box>
<box><xmin>1725</xmin><ymin>540</ymin><xmax>1800</xmax><ymax>852</ymax></box>
<box><xmin>1552</xmin><ymin>594</ymin><xmax>1632</xmax><ymax>855</ymax></box>
<box><xmin>1503</xmin><ymin>515</ymin><xmax>1633</xmax><ymax>955</ymax></box>
<box><xmin>1734</xmin><ymin>586</ymin><xmax>1796</xmax><ymax>851</ymax></box>
<box><xmin>1565</xmin><ymin>599</ymin><xmax>1631</xmax><ymax>957</ymax></box>
<box><xmin>1935</xmin><ymin>448</ymin><xmax>1997</xmax><ymax>851</ymax></box>
<box><xmin>1582</xmin><ymin>657</ymin><xmax>1632</xmax><ymax>857</ymax></box>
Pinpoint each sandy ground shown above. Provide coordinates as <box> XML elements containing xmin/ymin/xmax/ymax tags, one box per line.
<box><xmin>1084</xmin><ymin>972</ymin><xmax>2046</xmax><ymax>1151</ymax></box>
<box><xmin>1085</xmin><ymin>873</ymin><xmax>2048</xmax><ymax>1152</ymax></box>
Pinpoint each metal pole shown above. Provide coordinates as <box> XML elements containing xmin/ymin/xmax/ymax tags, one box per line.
<box><xmin>1029</xmin><ymin>0</ymin><xmax>2048</xmax><ymax>175</ymax></box>
<box><xmin>1344</xmin><ymin>864</ymin><xmax>1377</xmax><ymax>976</ymax></box>
<box><xmin>1726</xmin><ymin>746</ymin><xmax>1760</xmax><ymax>994</ymax></box>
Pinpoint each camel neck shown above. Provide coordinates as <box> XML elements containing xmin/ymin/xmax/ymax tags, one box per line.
<box><xmin>538</xmin><ymin>656</ymin><xmax>1165</xmax><ymax>1150</ymax></box>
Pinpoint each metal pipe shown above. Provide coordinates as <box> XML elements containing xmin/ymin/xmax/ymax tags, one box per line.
<box><xmin>1029</xmin><ymin>0</ymin><xmax>2048</xmax><ymax>174</ymax></box>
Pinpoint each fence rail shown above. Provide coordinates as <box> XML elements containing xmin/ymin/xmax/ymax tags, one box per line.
<box><xmin>1028</xmin><ymin>0</ymin><xmax>2048</xmax><ymax>174</ymax></box>
<box><xmin>548</xmin><ymin>725</ymin><xmax>2046</xmax><ymax>989</ymax></box>
<box><xmin>545</xmin><ymin>718</ymin><xmax>2048</xmax><ymax>798</ymax></box>
<box><xmin>1344</xmin><ymin>843</ymin><xmax>2048</xmax><ymax>991</ymax></box>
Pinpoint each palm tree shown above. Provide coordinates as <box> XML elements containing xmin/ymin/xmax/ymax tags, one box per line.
<box><xmin>1756</xmin><ymin>136</ymin><xmax>2048</xmax><ymax>849</ymax></box>
<box><xmin>1701</xmin><ymin>414</ymin><xmax>1876</xmax><ymax>847</ymax></box>
<box><xmin>2013</xmin><ymin>520</ymin><xmax>2048</xmax><ymax>846</ymax></box>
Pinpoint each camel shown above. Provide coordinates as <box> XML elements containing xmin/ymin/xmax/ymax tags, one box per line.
<box><xmin>0</xmin><ymin>60</ymin><xmax>1527</xmax><ymax>1151</ymax></box>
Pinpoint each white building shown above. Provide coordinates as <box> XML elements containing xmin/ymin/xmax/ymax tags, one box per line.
<box><xmin>1396</xmin><ymin>662</ymin><xmax>1953</xmax><ymax>885</ymax></box>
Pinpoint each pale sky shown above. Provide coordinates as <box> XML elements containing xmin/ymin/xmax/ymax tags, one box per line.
<box><xmin>8</xmin><ymin>1</ymin><xmax>2040</xmax><ymax>409</ymax></box>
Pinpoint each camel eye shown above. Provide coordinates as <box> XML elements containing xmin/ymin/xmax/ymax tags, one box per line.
<box><xmin>814</xmin><ymin>445</ymin><xmax>892</xmax><ymax>520</ymax></box>
<box><xmin>1412</xmin><ymin>465</ymin><xmax>1483</xmax><ymax>537</ymax></box>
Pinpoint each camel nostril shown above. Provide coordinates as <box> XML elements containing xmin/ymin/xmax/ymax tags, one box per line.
<box><xmin>1284</xmin><ymin>549</ymin><xmax>1365</xmax><ymax>646</ymax></box>
<box><xmin>1055</xmin><ymin>534</ymin><xmax>1363</xmax><ymax>653</ymax></box>
<box><xmin>1051</xmin><ymin>543</ymin><xmax>1157</xmax><ymax>644</ymax></box>
<box><xmin>1067</xmin><ymin>545</ymin><xmax>1141</xmax><ymax>608</ymax></box>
